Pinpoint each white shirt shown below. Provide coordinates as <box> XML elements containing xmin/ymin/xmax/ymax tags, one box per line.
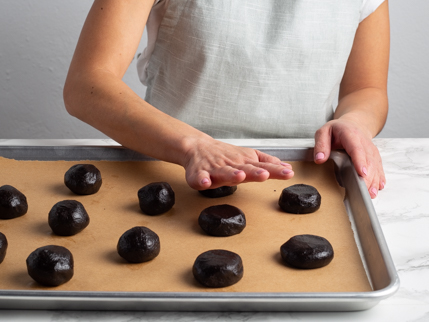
<box><xmin>137</xmin><ymin>0</ymin><xmax>387</xmax><ymax>138</ymax></box>
<box><xmin>137</xmin><ymin>0</ymin><xmax>386</xmax><ymax>86</ymax></box>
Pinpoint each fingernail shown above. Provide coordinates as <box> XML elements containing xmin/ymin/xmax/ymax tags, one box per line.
<box><xmin>280</xmin><ymin>162</ymin><xmax>291</xmax><ymax>167</ymax></box>
<box><xmin>201</xmin><ymin>178</ymin><xmax>209</xmax><ymax>185</ymax></box>
<box><xmin>370</xmin><ymin>187</ymin><xmax>378</xmax><ymax>197</ymax></box>
<box><xmin>233</xmin><ymin>170</ymin><xmax>243</xmax><ymax>175</ymax></box>
<box><xmin>256</xmin><ymin>169</ymin><xmax>267</xmax><ymax>175</ymax></box>
<box><xmin>362</xmin><ymin>167</ymin><xmax>368</xmax><ymax>176</ymax></box>
<box><xmin>282</xmin><ymin>169</ymin><xmax>292</xmax><ymax>175</ymax></box>
<box><xmin>315</xmin><ymin>152</ymin><xmax>325</xmax><ymax>161</ymax></box>
<box><xmin>380</xmin><ymin>181</ymin><xmax>385</xmax><ymax>189</ymax></box>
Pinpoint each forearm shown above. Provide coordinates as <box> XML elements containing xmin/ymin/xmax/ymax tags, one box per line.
<box><xmin>334</xmin><ymin>87</ymin><xmax>388</xmax><ymax>139</ymax></box>
<box><xmin>63</xmin><ymin>0</ymin><xmax>294</xmax><ymax>190</ymax></box>
<box><xmin>63</xmin><ymin>68</ymin><xmax>211</xmax><ymax>166</ymax></box>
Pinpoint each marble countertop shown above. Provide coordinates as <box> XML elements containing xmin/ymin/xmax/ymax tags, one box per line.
<box><xmin>0</xmin><ymin>138</ymin><xmax>428</xmax><ymax>322</ymax></box>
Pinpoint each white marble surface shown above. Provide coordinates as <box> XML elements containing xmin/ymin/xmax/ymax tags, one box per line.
<box><xmin>1</xmin><ymin>138</ymin><xmax>428</xmax><ymax>322</ymax></box>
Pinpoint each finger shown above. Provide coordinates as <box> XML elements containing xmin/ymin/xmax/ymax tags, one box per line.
<box><xmin>187</xmin><ymin>166</ymin><xmax>247</xmax><ymax>190</ymax></box>
<box><xmin>369</xmin><ymin>152</ymin><xmax>386</xmax><ymax>197</ymax></box>
<box><xmin>341</xmin><ymin>133</ymin><xmax>369</xmax><ymax>180</ymax></box>
<box><xmin>251</xmin><ymin>149</ymin><xmax>294</xmax><ymax>179</ymax></box>
<box><xmin>378</xmin><ymin>158</ymin><xmax>386</xmax><ymax>190</ymax></box>
<box><xmin>314</xmin><ymin>124</ymin><xmax>332</xmax><ymax>164</ymax></box>
<box><xmin>186</xmin><ymin>169</ymin><xmax>212</xmax><ymax>190</ymax></box>
<box><xmin>231</xmin><ymin>164</ymin><xmax>269</xmax><ymax>182</ymax></box>
<box><xmin>366</xmin><ymin>164</ymin><xmax>379</xmax><ymax>198</ymax></box>
<box><xmin>368</xmin><ymin>168</ymin><xmax>386</xmax><ymax>198</ymax></box>
<box><xmin>369</xmin><ymin>185</ymin><xmax>379</xmax><ymax>198</ymax></box>
<box><xmin>368</xmin><ymin>171</ymin><xmax>380</xmax><ymax>198</ymax></box>
<box><xmin>255</xmin><ymin>150</ymin><xmax>282</xmax><ymax>164</ymax></box>
<box><xmin>379</xmin><ymin>174</ymin><xmax>386</xmax><ymax>190</ymax></box>
<box><xmin>245</xmin><ymin>162</ymin><xmax>294</xmax><ymax>180</ymax></box>
<box><xmin>207</xmin><ymin>166</ymin><xmax>247</xmax><ymax>188</ymax></box>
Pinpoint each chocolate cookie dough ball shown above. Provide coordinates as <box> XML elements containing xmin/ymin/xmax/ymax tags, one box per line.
<box><xmin>26</xmin><ymin>245</ymin><xmax>74</xmax><ymax>286</ymax></box>
<box><xmin>64</xmin><ymin>164</ymin><xmax>102</xmax><ymax>195</ymax></box>
<box><xmin>278</xmin><ymin>184</ymin><xmax>321</xmax><ymax>214</ymax></box>
<box><xmin>117</xmin><ymin>226</ymin><xmax>160</xmax><ymax>263</ymax></box>
<box><xmin>193</xmin><ymin>249</ymin><xmax>243</xmax><ymax>288</ymax></box>
<box><xmin>199</xmin><ymin>185</ymin><xmax>237</xmax><ymax>198</ymax></box>
<box><xmin>198</xmin><ymin>204</ymin><xmax>246</xmax><ymax>237</ymax></box>
<box><xmin>48</xmin><ymin>200</ymin><xmax>90</xmax><ymax>236</ymax></box>
<box><xmin>138</xmin><ymin>182</ymin><xmax>175</xmax><ymax>216</ymax></box>
<box><xmin>280</xmin><ymin>234</ymin><xmax>334</xmax><ymax>269</ymax></box>
<box><xmin>0</xmin><ymin>232</ymin><xmax>7</xmax><ymax>264</ymax></box>
<box><xmin>0</xmin><ymin>185</ymin><xmax>28</xmax><ymax>219</ymax></box>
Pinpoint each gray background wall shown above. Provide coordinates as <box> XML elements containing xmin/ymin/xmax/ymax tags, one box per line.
<box><xmin>0</xmin><ymin>0</ymin><xmax>428</xmax><ymax>139</ymax></box>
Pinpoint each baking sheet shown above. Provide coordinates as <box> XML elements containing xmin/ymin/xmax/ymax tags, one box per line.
<box><xmin>0</xmin><ymin>146</ymin><xmax>399</xmax><ymax>311</ymax></box>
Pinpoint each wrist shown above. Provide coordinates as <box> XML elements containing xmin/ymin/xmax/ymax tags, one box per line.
<box><xmin>335</xmin><ymin>88</ymin><xmax>388</xmax><ymax>139</ymax></box>
<box><xmin>335</xmin><ymin>114</ymin><xmax>376</xmax><ymax>140</ymax></box>
<box><xmin>178</xmin><ymin>132</ymin><xmax>215</xmax><ymax>168</ymax></box>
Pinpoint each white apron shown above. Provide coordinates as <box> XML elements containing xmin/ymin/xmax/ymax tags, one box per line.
<box><xmin>142</xmin><ymin>0</ymin><xmax>363</xmax><ymax>138</ymax></box>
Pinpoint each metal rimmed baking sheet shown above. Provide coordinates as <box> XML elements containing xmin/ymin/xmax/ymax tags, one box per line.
<box><xmin>0</xmin><ymin>145</ymin><xmax>399</xmax><ymax>311</ymax></box>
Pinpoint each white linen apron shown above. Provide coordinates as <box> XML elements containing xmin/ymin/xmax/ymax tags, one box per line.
<box><xmin>142</xmin><ymin>0</ymin><xmax>363</xmax><ymax>138</ymax></box>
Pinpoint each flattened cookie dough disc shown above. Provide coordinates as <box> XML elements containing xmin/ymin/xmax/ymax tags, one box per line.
<box><xmin>117</xmin><ymin>226</ymin><xmax>160</xmax><ymax>263</ymax></box>
<box><xmin>0</xmin><ymin>232</ymin><xmax>7</xmax><ymax>264</ymax></box>
<box><xmin>26</xmin><ymin>245</ymin><xmax>74</xmax><ymax>286</ymax></box>
<box><xmin>48</xmin><ymin>200</ymin><xmax>90</xmax><ymax>236</ymax></box>
<box><xmin>64</xmin><ymin>164</ymin><xmax>102</xmax><ymax>195</ymax></box>
<box><xmin>198</xmin><ymin>204</ymin><xmax>246</xmax><ymax>236</ymax></box>
<box><xmin>280</xmin><ymin>234</ymin><xmax>334</xmax><ymax>269</ymax></box>
<box><xmin>278</xmin><ymin>184</ymin><xmax>321</xmax><ymax>214</ymax></box>
<box><xmin>0</xmin><ymin>185</ymin><xmax>28</xmax><ymax>219</ymax></box>
<box><xmin>193</xmin><ymin>249</ymin><xmax>243</xmax><ymax>288</ymax></box>
<box><xmin>138</xmin><ymin>182</ymin><xmax>175</xmax><ymax>216</ymax></box>
<box><xmin>199</xmin><ymin>186</ymin><xmax>237</xmax><ymax>198</ymax></box>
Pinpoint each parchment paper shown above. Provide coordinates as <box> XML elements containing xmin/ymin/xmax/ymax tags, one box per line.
<box><xmin>0</xmin><ymin>157</ymin><xmax>371</xmax><ymax>293</ymax></box>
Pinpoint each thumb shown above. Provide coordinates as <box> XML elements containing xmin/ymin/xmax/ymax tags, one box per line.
<box><xmin>314</xmin><ymin>124</ymin><xmax>332</xmax><ymax>164</ymax></box>
<box><xmin>186</xmin><ymin>169</ymin><xmax>212</xmax><ymax>190</ymax></box>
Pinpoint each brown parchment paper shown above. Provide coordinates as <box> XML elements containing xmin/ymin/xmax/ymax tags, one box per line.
<box><xmin>0</xmin><ymin>157</ymin><xmax>371</xmax><ymax>293</ymax></box>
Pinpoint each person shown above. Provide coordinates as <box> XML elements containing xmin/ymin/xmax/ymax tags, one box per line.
<box><xmin>63</xmin><ymin>0</ymin><xmax>389</xmax><ymax>199</ymax></box>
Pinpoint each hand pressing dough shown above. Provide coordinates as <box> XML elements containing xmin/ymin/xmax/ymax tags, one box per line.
<box><xmin>198</xmin><ymin>204</ymin><xmax>246</xmax><ymax>236</ymax></box>
<box><xmin>193</xmin><ymin>249</ymin><xmax>243</xmax><ymax>288</ymax></box>
<box><xmin>64</xmin><ymin>164</ymin><xmax>102</xmax><ymax>195</ymax></box>
<box><xmin>199</xmin><ymin>186</ymin><xmax>237</xmax><ymax>198</ymax></box>
<box><xmin>278</xmin><ymin>184</ymin><xmax>321</xmax><ymax>214</ymax></box>
<box><xmin>0</xmin><ymin>232</ymin><xmax>7</xmax><ymax>264</ymax></box>
<box><xmin>0</xmin><ymin>185</ymin><xmax>28</xmax><ymax>219</ymax></box>
<box><xmin>48</xmin><ymin>200</ymin><xmax>90</xmax><ymax>236</ymax></box>
<box><xmin>280</xmin><ymin>234</ymin><xmax>334</xmax><ymax>269</ymax></box>
<box><xmin>26</xmin><ymin>245</ymin><xmax>74</xmax><ymax>286</ymax></box>
<box><xmin>138</xmin><ymin>182</ymin><xmax>175</xmax><ymax>216</ymax></box>
<box><xmin>117</xmin><ymin>226</ymin><xmax>160</xmax><ymax>263</ymax></box>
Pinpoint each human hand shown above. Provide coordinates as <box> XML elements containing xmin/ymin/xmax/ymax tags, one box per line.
<box><xmin>313</xmin><ymin>119</ymin><xmax>385</xmax><ymax>199</ymax></box>
<box><xmin>181</xmin><ymin>137</ymin><xmax>294</xmax><ymax>190</ymax></box>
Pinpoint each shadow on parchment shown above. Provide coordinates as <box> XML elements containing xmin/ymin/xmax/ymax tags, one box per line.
<box><xmin>9</xmin><ymin>270</ymin><xmax>34</xmax><ymax>288</ymax></box>
<box><xmin>180</xmin><ymin>267</ymin><xmax>205</xmax><ymax>289</ymax></box>
<box><xmin>47</xmin><ymin>183</ymin><xmax>75</xmax><ymax>198</ymax></box>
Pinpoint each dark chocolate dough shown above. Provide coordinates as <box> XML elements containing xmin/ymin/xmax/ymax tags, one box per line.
<box><xmin>193</xmin><ymin>249</ymin><xmax>243</xmax><ymax>288</ymax></box>
<box><xmin>138</xmin><ymin>182</ymin><xmax>175</xmax><ymax>216</ymax></box>
<box><xmin>117</xmin><ymin>226</ymin><xmax>160</xmax><ymax>263</ymax></box>
<box><xmin>198</xmin><ymin>204</ymin><xmax>246</xmax><ymax>236</ymax></box>
<box><xmin>199</xmin><ymin>185</ymin><xmax>237</xmax><ymax>198</ymax></box>
<box><xmin>26</xmin><ymin>245</ymin><xmax>74</xmax><ymax>286</ymax></box>
<box><xmin>64</xmin><ymin>164</ymin><xmax>102</xmax><ymax>195</ymax></box>
<box><xmin>48</xmin><ymin>200</ymin><xmax>90</xmax><ymax>236</ymax></box>
<box><xmin>0</xmin><ymin>185</ymin><xmax>28</xmax><ymax>219</ymax></box>
<box><xmin>0</xmin><ymin>232</ymin><xmax>7</xmax><ymax>264</ymax></box>
<box><xmin>278</xmin><ymin>184</ymin><xmax>321</xmax><ymax>214</ymax></box>
<box><xmin>280</xmin><ymin>234</ymin><xmax>334</xmax><ymax>269</ymax></box>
